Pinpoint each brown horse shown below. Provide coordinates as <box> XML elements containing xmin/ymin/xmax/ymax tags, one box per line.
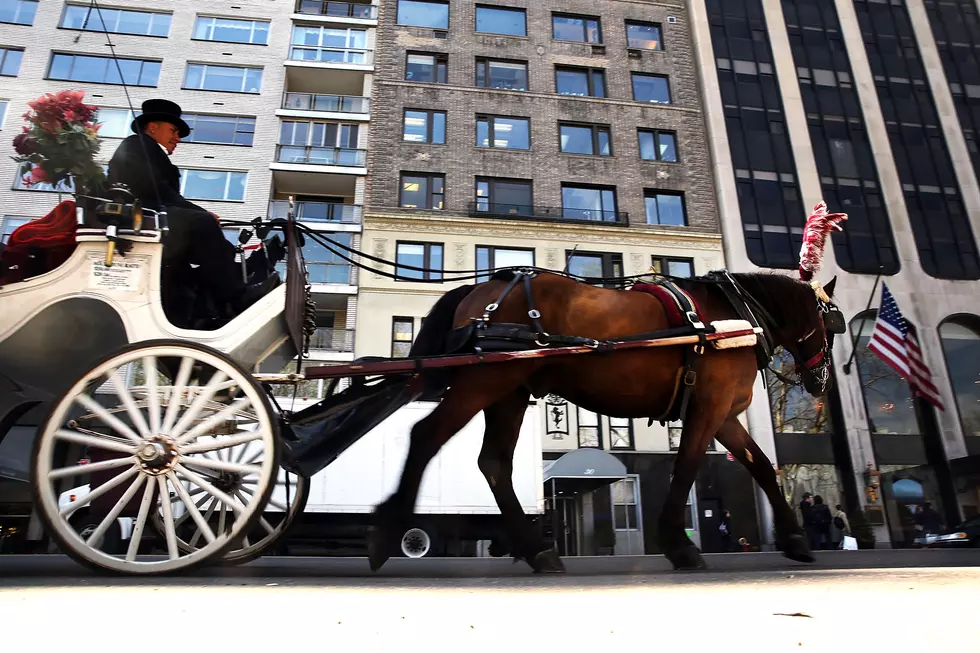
<box><xmin>366</xmin><ymin>270</ymin><xmax>840</xmax><ymax>572</ymax></box>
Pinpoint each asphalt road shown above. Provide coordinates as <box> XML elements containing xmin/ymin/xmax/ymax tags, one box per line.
<box><xmin>2</xmin><ymin>551</ymin><xmax>979</xmax><ymax>651</ymax></box>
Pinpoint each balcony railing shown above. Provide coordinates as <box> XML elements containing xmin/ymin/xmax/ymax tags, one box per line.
<box><xmin>282</xmin><ymin>92</ymin><xmax>370</xmax><ymax>114</ymax></box>
<box><xmin>308</xmin><ymin>327</ymin><xmax>355</xmax><ymax>352</ymax></box>
<box><xmin>277</xmin><ymin>261</ymin><xmax>355</xmax><ymax>285</ymax></box>
<box><xmin>269</xmin><ymin>200</ymin><xmax>362</xmax><ymax>224</ymax></box>
<box><xmin>288</xmin><ymin>46</ymin><xmax>373</xmax><ymax>65</ymax></box>
<box><xmin>276</xmin><ymin>145</ymin><xmax>367</xmax><ymax>167</ymax></box>
<box><xmin>295</xmin><ymin>1</ymin><xmax>378</xmax><ymax>19</ymax></box>
<box><xmin>467</xmin><ymin>202</ymin><xmax>629</xmax><ymax>226</ymax></box>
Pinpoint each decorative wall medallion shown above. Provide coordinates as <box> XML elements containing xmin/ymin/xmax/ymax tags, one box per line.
<box><xmin>372</xmin><ymin>238</ymin><xmax>387</xmax><ymax>280</ymax></box>
<box><xmin>454</xmin><ymin>242</ymin><xmax>466</xmax><ymax>270</ymax></box>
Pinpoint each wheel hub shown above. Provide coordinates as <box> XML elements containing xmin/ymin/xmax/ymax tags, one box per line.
<box><xmin>137</xmin><ymin>435</ymin><xmax>177</xmax><ymax>475</ymax></box>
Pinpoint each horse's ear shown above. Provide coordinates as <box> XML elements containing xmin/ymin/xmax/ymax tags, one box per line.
<box><xmin>824</xmin><ymin>276</ymin><xmax>838</xmax><ymax>299</ymax></box>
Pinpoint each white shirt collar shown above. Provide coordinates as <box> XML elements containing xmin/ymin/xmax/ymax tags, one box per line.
<box><xmin>158</xmin><ymin>142</ymin><xmax>169</xmax><ymax>156</ymax></box>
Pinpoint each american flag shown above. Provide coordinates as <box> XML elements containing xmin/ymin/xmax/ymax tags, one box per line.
<box><xmin>867</xmin><ymin>283</ymin><xmax>944</xmax><ymax>411</ymax></box>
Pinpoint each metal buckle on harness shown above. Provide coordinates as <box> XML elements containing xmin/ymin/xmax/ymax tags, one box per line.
<box><xmin>535</xmin><ymin>332</ymin><xmax>551</xmax><ymax>347</ymax></box>
<box><xmin>528</xmin><ymin>309</ymin><xmax>541</xmax><ymax>319</ymax></box>
<box><xmin>683</xmin><ymin>369</ymin><xmax>697</xmax><ymax>386</ymax></box>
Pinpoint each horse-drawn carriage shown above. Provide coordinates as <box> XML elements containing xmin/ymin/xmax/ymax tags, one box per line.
<box><xmin>0</xmin><ymin>176</ymin><xmax>851</xmax><ymax>575</ymax></box>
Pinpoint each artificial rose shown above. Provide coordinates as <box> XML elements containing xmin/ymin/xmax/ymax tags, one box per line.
<box><xmin>12</xmin><ymin>132</ymin><xmax>36</xmax><ymax>155</ymax></box>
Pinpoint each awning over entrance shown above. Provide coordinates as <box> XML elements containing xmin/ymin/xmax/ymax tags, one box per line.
<box><xmin>543</xmin><ymin>448</ymin><xmax>628</xmax><ymax>495</ymax></box>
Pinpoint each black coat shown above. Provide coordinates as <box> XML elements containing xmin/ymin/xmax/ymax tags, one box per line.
<box><xmin>107</xmin><ymin>134</ymin><xmax>204</xmax><ymax>212</ymax></box>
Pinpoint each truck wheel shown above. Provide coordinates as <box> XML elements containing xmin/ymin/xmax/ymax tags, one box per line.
<box><xmin>400</xmin><ymin>527</ymin><xmax>431</xmax><ymax>558</ymax></box>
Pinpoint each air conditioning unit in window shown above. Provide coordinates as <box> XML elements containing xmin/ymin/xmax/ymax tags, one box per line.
<box><xmin>591</xmin><ymin>44</ymin><xmax>606</xmax><ymax>55</ymax></box>
<box><xmin>667</xmin><ymin>16</ymin><xmax>678</xmax><ymax>24</ymax></box>
<box><xmin>433</xmin><ymin>29</ymin><xmax>448</xmax><ymax>39</ymax></box>
<box><xmin>627</xmin><ymin>48</ymin><xmax>642</xmax><ymax>59</ymax></box>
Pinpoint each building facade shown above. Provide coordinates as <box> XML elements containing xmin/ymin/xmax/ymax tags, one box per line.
<box><xmin>689</xmin><ymin>0</ymin><xmax>980</xmax><ymax>548</ymax></box>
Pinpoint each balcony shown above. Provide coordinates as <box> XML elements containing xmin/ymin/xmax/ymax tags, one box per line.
<box><xmin>269</xmin><ymin>200</ymin><xmax>362</xmax><ymax>224</ymax></box>
<box><xmin>288</xmin><ymin>45</ymin><xmax>373</xmax><ymax>66</ymax></box>
<box><xmin>309</xmin><ymin>327</ymin><xmax>355</xmax><ymax>353</ymax></box>
<box><xmin>282</xmin><ymin>92</ymin><xmax>370</xmax><ymax>115</ymax></box>
<box><xmin>467</xmin><ymin>202</ymin><xmax>630</xmax><ymax>226</ymax></box>
<box><xmin>274</xmin><ymin>145</ymin><xmax>367</xmax><ymax>172</ymax></box>
<box><xmin>295</xmin><ymin>1</ymin><xmax>378</xmax><ymax>20</ymax></box>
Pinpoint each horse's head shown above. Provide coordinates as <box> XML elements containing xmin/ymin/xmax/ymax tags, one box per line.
<box><xmin>777</xmin><ymin>276</ymin><xmax>845</xmax><ymax>397</ymax></box>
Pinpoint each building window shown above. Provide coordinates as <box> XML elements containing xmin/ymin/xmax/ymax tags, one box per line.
<box><xmin>651</xmin><ymin>256</ymin><xmax>694</xmax><ymax>278</ymax></box>
<box><xmin>403</xmin><ymin>109</ymin><xmax>446</xmax><ymax>144</ymax></box>
<box><xmin>397</xmin><ymin>0</ymin><xmax>449</xmax><ymax>29</ymax></box>
<box><xmin>0</xmin><ymin>100</ymin><xmax>7</xmax><ymax>127</ymax></box>
<box><xmin>632</xmin><ymin>73</ymin><xmax>671</xmax><ymax>104</ymax></box>
<box><xmin>182</xmin><ymin>114</ymin><xmax>256</xmax><ymax>146</ymax></box>
<box><xmin>612</xmin><ymin>478</ymin><xmax>639</xmax><ymax>530</ymax></box>
<box><xmin>290</xmin><ymin>26</ymin><xmax>368</xmax><ymax>64</ymax></box>
<box><xmin>300</xmin><ymin>233</ymin><xmax>353</xmax><ymax>284</ymax></box>
<box><xmin>400</xmin><ymin>173</ymin><xmax>445</xmax><ymax>210</ymax></box>
<box><xmin>0</xmin><ymin>47</ymin><xmax>22</xmax><ymax>76</ymax></box>
<box><xmin>555</xmin><ymin>66</ymin><xmax>606</xmax><ymax>98</ymax></box>
<box><xmin>559</xmin><ymin>123</ymin><xmax>611</xmax><ymax>156</ymax></box>
<box><xmin>280</xmin><ymin>121</ymin><xmax>359</xmax><ymax>148</ymax></box>
<box><xmin>12</xmin><ymin>161</ymin><xmax>81</xmax><ymax>192</ymax></box>
<box><xmin>392</xmin><ymin>317</ymin><xmax>415</xmax><ymax>358</ymax></box>
<box><xmin>577</xmin><ymin>407</ymin><xmax>601</xmax><ymax>448</ymax></box>
<box><xmin>476</xmin><ymin>115</ymin><xmax>530</xmax><ymax>149</ymax></box>
<box><xmin>766</xmin><ymin>348</ymin><xmax>834</xmax><ymax>435</ymax></box>
<box><xmin>668</xmin><ymin>422</ymin><xmax>682</xmax><ymax>450</ymax></box>
<box><xmin>474</xmin><ymin>177</ymin><xmax>533</xmax><ymax>216</ymax></box>
<box><xmin>0</xmin><ymin>0</ymin><xmax>37</xmax><ymax>25</ymax></box>
<box><xmin>406</xmin><ymin>52</ymin><xmax>447</xmax><ymax>83</ymax></box>
<box><xmin>476</xmin><ymin>245</ymin><xmax>534</xmax><ymax>282</ymax></box>
<box><xmin>183</xmin><ymin>63</ymin><xmax>262</xmax><ymax>93</ymax></box>
<box><xmin>194</xmin><ymin>16</ymin><xmax>269</xmax><ymax>44</ymax></box>
<box><xmin>938</xmin><ymin>317</ymin><xmax>980</xmax><ymax>438</ymax></box>
<box><xmin>476</xmin><ymin>5</ymin><xmax>526</xmax><ymax>37</ymax></box>
<box><xmin>94</xmin><ymin>108</ymin><xmax>135</xmax><ymax>138</ymax></box>
<box><xmin>1</xmin><ymin>216</ymin><xmax>30</xmax><ymax>242</ymax></box>
<box><xmin>850</xmin><ymin>312</ymin><xmax>921</xmax><ymax>436</ymax></box>
<box><xmin>566</xmin><ymin>250</ymin><xmax>623</xmax><ymax>287</ymax></box>
<box><xmin>638</xmin><ymin>129</ymin><xmax>677</xmax><ymax>162</ymax></box>
<box><xmin>48</xmin><ymin>53</ymin><xmax>160</xmax><ymax>86</ymax></box>
<box><xmin>561</xmin><ymin>184</ymin><xmax>620</xmax><ymax>223</ymax></box>
<box><xmin>626</xmin><ymin>21</ymin><xmax>663</xmax><ymax>50</ymax></box>
<box><xmin>552</xmin><ymin>13</ymin><xmax>601</xmax><ymax>43</ymax></box>
<box><xmin>396</xmin><ymin>242</ymin><xmax>443</xmax><ymax>281</ymax></box>
<box><xmin>609</xmin><ymin>417</ymin><xmax>633</xmax><ymax>449</ymax></box>
<box><xmin>476</xmin><ymin>58</ymin><xmax>528</xmax><ymax>91</ymax></box>
<box><xmin>61</xmin><ymin>4</ymin><xmax>171</xmax><ymax>36</ymax></box>
<box><xmin>644</xmin><ymin>191</ymin><xmax>686</xmax><ymax>227</ymax></box>
<box><xmin>179</xmin><ymin>169</ymin><xmax>247</xmax><ymax>202</ymax></box>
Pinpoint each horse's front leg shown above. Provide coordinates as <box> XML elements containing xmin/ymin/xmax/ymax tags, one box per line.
<box><xmin>657</xmin><ymin>398</ymin><xmax>732</xmax><ymax>570</ymax></box>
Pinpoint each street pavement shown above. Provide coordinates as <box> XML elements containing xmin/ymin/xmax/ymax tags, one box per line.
<box><xmin>2</xmin><ymin>551</ymin><xmax>979</xmax><ymax>651</ymax></box>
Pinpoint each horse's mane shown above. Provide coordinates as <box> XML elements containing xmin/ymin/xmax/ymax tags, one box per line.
<box><xmin>726</xmin><ymin>272</ymin><xmax>815</xmax><ymax>333</ymax></box>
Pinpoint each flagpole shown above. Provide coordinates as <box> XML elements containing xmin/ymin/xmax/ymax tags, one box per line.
<box><xmin>841</xmin><ymin>267</ymin><xmax>883</xmax><ymax>375</ymax></box>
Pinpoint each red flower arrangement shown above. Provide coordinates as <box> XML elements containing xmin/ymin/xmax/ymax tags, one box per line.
<box><xmin>12</xmin><ymin>89</ymin><xmax>105</xmax><ymax>191</ymax></box>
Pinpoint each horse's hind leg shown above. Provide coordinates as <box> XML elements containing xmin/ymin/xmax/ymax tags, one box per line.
<box><xmin>367</xmin><ymin>366</ymin><xmax>528</xmax><ymax>572</ymax></box>
<box><xmin>658</xmin><ymin>397</ymin><xmax>731</xmax><ymax>570</ymax></box>
<box><xmin>479</xmin><ymin>389</ymin><xmax>565</xmax><ymax>574</ymax></box>
<box><xmin>714</xmin><ymin>417</ymin><xmax>814</xmax><ymax>563</ymax></box>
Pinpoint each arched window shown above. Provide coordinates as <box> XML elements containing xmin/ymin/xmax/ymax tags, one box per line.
<box><xmin>766</xmin><ymin>348</ymin><xmax>832</xmax><ymax>434</ymax></box>
<box><xmin>938</xmin><ymin>316</ymin><xmax>980</xmax><ymax>438</ymax></box>
<box><xmin>850</xmin><ymin>312</ymin><xmax>920</xmax><ymax>435</ymax></box>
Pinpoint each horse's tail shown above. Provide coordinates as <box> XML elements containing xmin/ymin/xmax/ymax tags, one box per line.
<box><xmin>410</xmin><ymin>282</ymin><xmax>477</xmax><ymax>399</ymax></box>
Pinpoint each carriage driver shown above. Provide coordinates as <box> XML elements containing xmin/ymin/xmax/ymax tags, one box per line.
<box><xmin>106</xmin><ymin>99</ymin><xmax>278</xmax><ymax>313</ymax></box>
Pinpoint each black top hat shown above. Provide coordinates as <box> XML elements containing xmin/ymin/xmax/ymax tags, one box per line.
<box><xmin>131</xmin><ymin>99</ymin><xmax>191</xmax><ymax>138</ymax></box>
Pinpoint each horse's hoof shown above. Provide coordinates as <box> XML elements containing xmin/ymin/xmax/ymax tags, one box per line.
<box><xmin>780</xmin><ymin>534</ymin><xmax>815</xmax><ymax>563</ymax></box>
<box><xmin>665</xmin><ymin>545</ymin><xmax>706</xmax><ymax>570</ymax></box>
<box><xmin>530</xmin><ymin>548</ymin><xmax>566</xmax><ymax>574</ymax></box>
<box><xmin>366</xmin><ymin>526</ymin><xmax>392</xmax><ymax>572</ymax></box>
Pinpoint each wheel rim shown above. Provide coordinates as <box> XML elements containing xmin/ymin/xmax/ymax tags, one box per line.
<box><xmin>34</xmin><ymin>344</ymin><xmax>278</xmax><ymax>574</ymax></box>
<box><xmin>401</xmin><ymin>528</ymin><xmax>430</xmax><ymax>558</ymax></box>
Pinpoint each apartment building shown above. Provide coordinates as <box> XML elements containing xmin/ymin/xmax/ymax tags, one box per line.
<box><xmin>689</xmin><ymin>0</ymin><xmax>980</xmax><ymax>548</ymax></box>
<box><xmin>0</xmin><ymin>0</ymin><xmax>378</xmax><ymax>544</ymax></box>
<box><xmin>352</xmin><ymin>0</ymin><xmax>744</xmax><ymax>556</ymax></box>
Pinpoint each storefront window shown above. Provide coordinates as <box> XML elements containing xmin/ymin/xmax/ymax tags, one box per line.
<box><xmin>938</xmin><ymin>317</ymin><xmax>980</xmax><ymax>438</ymax></box>
<box><xmin>851</xmin><ymin>313</ymin><xmax>920</xmax><ymax>435</ymax></box>
<box><xmin>766</xmin><ymin>348</ymin><xmax>833</xmax><ymax>433</ymax></box>
<box><xmin>779</xmin><ymin>464</ymin><xmax>844</xmax><ymax>532</ymax></box>
<box><xmin>879</xmin><ymin>464</ymin><xmax>947</xmax><ymax>548</ymax></box>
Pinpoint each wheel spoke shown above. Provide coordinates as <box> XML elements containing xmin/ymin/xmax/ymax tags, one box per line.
<box><xmin>161</xmin><ymin>357</ymin><xmax>194</xmax><ymax>435</ymax></box>
<box><xmin>179</xmin><ymin>431</ymin><xmax>262</xmax><ymax>455</ymax></box>
<box><xmin>217</xmin><ymin>499</ymin><xmax>228</xmax><ymax>538</ymax></box>
<box><xmin>234</xmin><ymin>442</ymin><xmax>255</xmax><ymax>464</ymax></box>
<box><xmin>60</xmin><ymin>466</ymin><xmax>138</xmax><ymax>517</ymax></box>
<box><xmin>234</xmin><ymin>488</ymin><xmax>275</xmax><ymax>535</ymax></box>
<box><xmin>168</xmin><ymin>472</ymin><xmax>216</xmax><ymax>546</ymax></box>
<box><xmin>87</xmin><ymin>474</ymin><xmax>145</xmax><ymax>548</ymax></box>
<box><xmin>126</xmin><ymin>476</ymin><xmax>157</xmax><ymax>562</ymax></box>
<box><xmin>144</xmin><ymin>356</ymin><xmax>162</xmax><ymax>433</ymax></box>
<box><xmin>174</xmin><ymin>398</ymin><xmax>253</xmax><ymax>446</ymax></box>
<box><xmin>157</xmin><ymin>476</ymin><xmax>179</xmax><ymax>560</ymax></box>
<box><xmin>72</xmin><ymin>393</ymin><xmax>144</xmax><ymax>445</ymax></box>
<box><xmin>173</xmin><ymin>492</ymin><xmax>212</xmax><ymax>530</ymax></box>
<box><xmin>170</xmin><ymin>371</ymin><xmax>228</xmax><ymax>440</ymax></box>
<box><xmin>110</xmin><ymin>369</ymin><xmax>151</xmax><ymax>439</ymax></box>
<box><xmin>175</xmin><ymin>464</ymin><xmax>245</xmax><ymax>515</ymax></box>
<box><xmin>49</xmin><ymin>456</ymin><xmax>135</xmax><ymax>480</ymax></box>
<box><xmin>53</xmin><ymin>429</ymin><xmax>135</xmax><ymax>455</ymax></box>
<box><xmin>265</xmin><ymin>496</ymin><xmax>290</xmax><ymax>512</ymax></box>
<box><xmin>182</xmin><ymin>456</ymin><xmax>262</xmax><ymax>477</ymax></box>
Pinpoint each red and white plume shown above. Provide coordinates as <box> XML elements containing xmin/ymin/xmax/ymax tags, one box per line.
<box><xmin>798</xmin><ymin>201</ymin><xmax>847</xmax><ymax>282</ymax></box>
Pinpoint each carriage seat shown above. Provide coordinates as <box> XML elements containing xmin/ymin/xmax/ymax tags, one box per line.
<box><xmin>0</xmin><ymin>200</ymin><xmax>78</xmax><ymax>286</ymax></box>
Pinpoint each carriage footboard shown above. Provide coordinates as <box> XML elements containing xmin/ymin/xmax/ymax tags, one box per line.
<box><xmin>279</xmin><ymin>374</ymin><xmax>425</xmax><ymax>478</ymax></box>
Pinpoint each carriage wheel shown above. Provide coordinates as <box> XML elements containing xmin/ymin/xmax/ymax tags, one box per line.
<box><xmin>151</xmin><ymin>455</ymin><xmax>310</xmax><ymax>566</ymax></box>
<box><xmin>31</xmin><ymin>340</ymin><xmax>279</xmax><ymax>575</ymax></box>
